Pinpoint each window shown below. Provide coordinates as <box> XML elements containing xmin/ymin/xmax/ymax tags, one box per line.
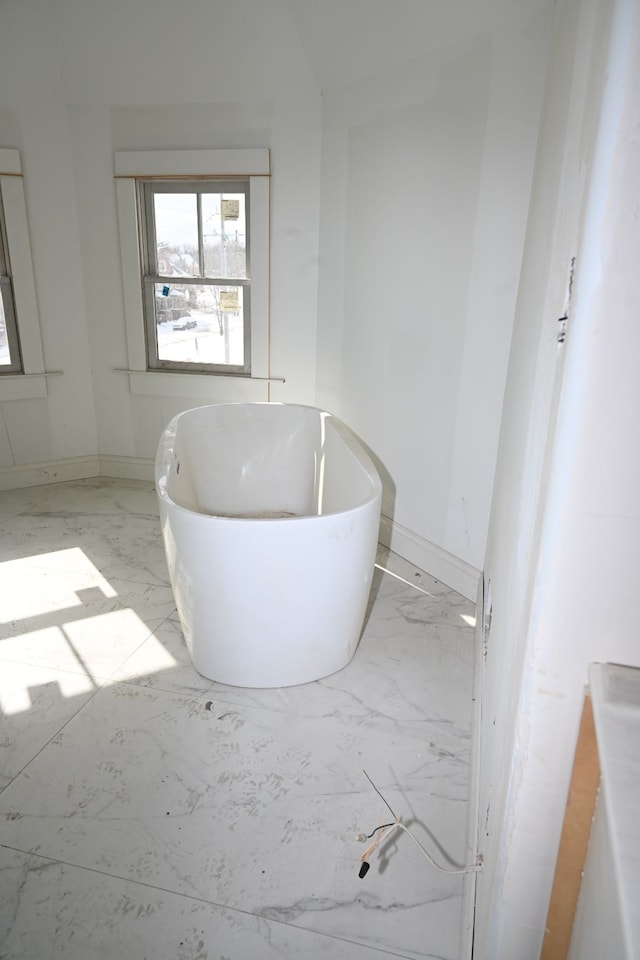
<box><xmin>0</xmin><ymin>149</ymin><xmax>47</xmax><ymax>401</ymax></box>
<box><xmin>138</xmin><ymin>179</ymin><xmax>251</xmax><ymax>375</ymax></box>
<box><xmin>0</xmin><ymin>188</ymin><xmax>22</xmax><ymax>374</ymax></box>
<box><xmin>115</xmin><ymin>148</ymin><xmax>270</xmax><ymax>398</ymax></box>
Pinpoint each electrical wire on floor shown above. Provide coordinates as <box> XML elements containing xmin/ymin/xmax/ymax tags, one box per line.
<box><xmin>356</xmin><ymin>770</ymin><xmax>482</xmax><ymax>879</ymax></box>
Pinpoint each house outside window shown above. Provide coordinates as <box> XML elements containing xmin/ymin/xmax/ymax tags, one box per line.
<box><xmin>138</xmin><ymin>179</ymin><xmax>251</xmax><ymax>375</ymax></box>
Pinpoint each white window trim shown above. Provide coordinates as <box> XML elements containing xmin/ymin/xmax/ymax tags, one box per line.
<box><xmin>0</xmin><ymin>148</ymin><xmax>48</xmax><ymax>401</ymax></box>
<box><xmin>114</xmin><ymin>148</ymin><xmax>271</xmax><ymax>400</ymax></box>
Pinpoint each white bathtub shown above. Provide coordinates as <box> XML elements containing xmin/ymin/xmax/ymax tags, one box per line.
<box><xmin>155</xmin><ymin>403</ymin><xmax>382</xmax><ymax>687</ymax></box>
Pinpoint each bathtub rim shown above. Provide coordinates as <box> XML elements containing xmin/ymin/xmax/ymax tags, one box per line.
<box><xmin>154</xmin><ymin>401</ymin><xmax>382</xmax><ymax>521</ymax></box>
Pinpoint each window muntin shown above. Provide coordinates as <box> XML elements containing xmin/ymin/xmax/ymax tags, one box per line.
<box><xmin>138</xmin><ymin>179</ymin><xmax>250</xmax><ymax>375</ymax></box>
<box><xmin>0</xmin><ymin>191</ymin><xmax>22</xmax><ymax>374</ymax></box>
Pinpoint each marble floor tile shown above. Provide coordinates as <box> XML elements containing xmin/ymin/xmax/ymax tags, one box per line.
<box><xmin>0</xmin><ymin>479</ymin><xmax>478</xmax><ymax>960</ymax></box>
<box><xmin>0</xmin><ymin>562</ymin><xmax>175</xmax><ymax>682</ymax></box>
<box><xmin>0</xmin><ymin>486</ymin><xmax>54</xmax><ymax>520</ymax></box>
<box><xmin>0</xmin><ymin>512</ymin><xmax>170</xmax><ymax>586</ymax></box>
<box><xmin>0</xmin><ymin>661</ymin><xmax>98</xmax><ymax>792</ymax></box>
<box><xmin>0</xmin><ymin>677</ymin><xmax>470</xmax><ymax>958</ymax></box>
<box><xmin>113</xmin><ymin>614</ymin><xmax>215</xmax><ymax>697</ymax></box>
<box><xmin>0</xmin><ymin>847</ymin><xmax>405</xmax><ymax>960</ymax></box>
<box><xmin>18</xmin><ymin>477</ymin><xmax>161</xmax><ymax>519</ymax></box>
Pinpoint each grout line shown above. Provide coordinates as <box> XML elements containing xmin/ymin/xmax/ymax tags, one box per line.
<box><xmin>0</xmin><ymin>682</ymin><xmax>105</xmax><ymax>796</ymax></box>
<box><xmin>0</xmin><ymin>843</ymin><xmax>418</xmax><ymax>959</ymax></box>
<box><xmin>104</xmin><ymin>606</ymin><xmax>178</xmax><ymax>679</ymax></box>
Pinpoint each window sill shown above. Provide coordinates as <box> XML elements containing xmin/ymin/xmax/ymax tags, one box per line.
<box><xmin>0</xmin><ymin>373</ymin><xmax>53</xmax><ymax>401</ymax></box>
<box><xmin>114</xmin><ymin>369</ymin><xmax>283</xmax><ymax>401</ymax></box>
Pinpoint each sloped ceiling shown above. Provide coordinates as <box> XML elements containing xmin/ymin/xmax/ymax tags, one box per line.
<box><xmin>282</xmin><ymin>0</ymin><xmax>551</xmax><ymax>92</ymax></box>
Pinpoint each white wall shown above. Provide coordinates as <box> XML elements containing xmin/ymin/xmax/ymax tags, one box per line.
<box><xmin>316</xmin><ymin>8</ymin><xmax>553</xmax><ymax>590</ymax></box>
<box><xmin>474</xmin><ymin>0</ymin><xmax>640</xmax><ymax>954</ymax></box>
<box><xmin>0</xmin><ymin>0</ymin><xmax>322</xmax><ymax>479</ymax></box>
<box><xmin>0</xmin><ymin>2</ymin><xmax>99</xmax><ymax>472</ymax></box>
<box><xmin>0</xmin><ymin>0</ymin><xmax>554</xmax><ymax>598</ymax></box>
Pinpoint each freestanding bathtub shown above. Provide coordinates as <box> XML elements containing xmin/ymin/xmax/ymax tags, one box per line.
<box><xmin>155</xmin><ymin>403</ymin><xmax>382</xmax><ymax>687</ymax></box>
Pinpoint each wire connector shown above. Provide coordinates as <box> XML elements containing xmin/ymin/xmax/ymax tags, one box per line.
<box><xmin>356</xmin><ymin>770</ymin><xmax>483</xmax><ymax>879</ymax></box>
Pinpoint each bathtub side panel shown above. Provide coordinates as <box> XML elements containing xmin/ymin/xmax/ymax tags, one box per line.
<box><xmin>160</xmin><ymin>503</ymin><xmax>380</xmax><ymax>687</ymax></box>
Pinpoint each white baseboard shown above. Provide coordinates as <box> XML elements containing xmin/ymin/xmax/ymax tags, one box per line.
<box><xmin>0</xmin><ymin>454</ymin><xmax>155</xmax><ymax>491</ymax></box>
<box><xmin>379</xmin><ymin>513</ymin><xmax>480</xmax><ymax>601</ymax></box>
<box><xmin>98</xmin><ymin>455</ymin><xmax>155</xmax><ymax>482</ymax></box>
<box><xmin>0</xmin><ymin>455</ymin><xmax>100</xmax><ymax>491</ymax></box>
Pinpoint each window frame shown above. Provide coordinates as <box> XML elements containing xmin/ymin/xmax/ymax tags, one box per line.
<box><xmin>115</xmin><ymin>148</ymin><xmax>271</xmax><ymax>401</ymax></box>
<box><xmin>138</xmin><ymin>177</ymin><xmax>251</xmax><ymax>376</ymax></box>
<box><xmin>0</xmin><ymin>188</ymin><xmax>23</xmax><ymax>374</ymax></box>
<box><xmin>0</xmin><ymin>148</ymin><xmax>47</xmax><ymax>401</ymax></box>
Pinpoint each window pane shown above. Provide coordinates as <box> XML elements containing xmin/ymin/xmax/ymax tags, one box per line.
<box><xmin>202</xmin><ymin>193</ymin><xmax>246</xmax><ymax>279</ymax></box>
<box><xmin>0</xmin><ymin>288</ymin><xmax>10</xmax><ymax>366</ymax></box>
<box><xmin>0</xmin><ymin>282</ymin><xmax>21</xmax><ymax>371</ymax></box>
<box><xmin>154</xmin><ymin>282</ymin><xmax>245</xmax><ymax>367</ymax></box>
<box><xmin>0</xmin><ymin>184</ymin><xmax>23</xmax><ymax>375</ymax></box>
<box><xmin>154</xmin><ymin>193</ymin><xmax>199</xmax><ymax>277</ymax></box>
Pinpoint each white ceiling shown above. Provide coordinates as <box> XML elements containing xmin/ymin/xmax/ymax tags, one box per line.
<box><xmin>282</xmin><ymin>0</ymin><xmax>552</xmax><ymax>91</ymax></box>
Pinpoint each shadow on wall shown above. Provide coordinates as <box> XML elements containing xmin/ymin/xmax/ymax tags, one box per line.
<box><xmin>360</xmin><ymin>439</ymin><xmax>396</xmax><ymax>536</ymax></box>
